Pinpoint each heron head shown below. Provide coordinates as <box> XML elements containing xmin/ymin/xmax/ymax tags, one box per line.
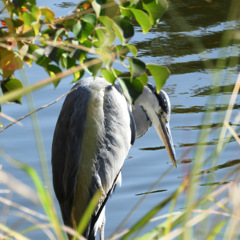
<box><xmin>136</xmin><ymin>84</ymin><xmax>177</xmax><ymax>168</ymax></box>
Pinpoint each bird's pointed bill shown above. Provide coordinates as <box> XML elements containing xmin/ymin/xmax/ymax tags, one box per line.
<box><xmin>156</xmin><ymin>119</ymin><xmax>177</xmax><ymax>168</ymax></box>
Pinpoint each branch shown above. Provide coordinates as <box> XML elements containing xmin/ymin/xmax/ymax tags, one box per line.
<box><xmin>0</xmin><ymin>87</ymin><xmax>78</xmax><ymax>133</ymax></box>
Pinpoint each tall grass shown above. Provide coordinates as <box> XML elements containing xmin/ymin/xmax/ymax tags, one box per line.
<box><xmin>1</xmin><ymin>0</ymin><xmax>240</xmax><ymax>239</ymax></box>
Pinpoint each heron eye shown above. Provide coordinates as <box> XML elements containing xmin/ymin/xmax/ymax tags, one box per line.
<box><xmin>160</xmin><ymin>111</ymin><xmax>164</xmax><ymax>116</ymax></box>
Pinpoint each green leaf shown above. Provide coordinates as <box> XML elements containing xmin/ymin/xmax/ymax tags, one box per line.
<box><xmin>98</xmin><ymin>16</ymin><xmax>116</xmax><ymax>44</ymax></box>
<box><xmin>137</xmin><ymin>72</ymin><xmax>148</xmax><ymax>86</ymax></box>
<box><xmin>46</xmin><ymin>65</ymin><xmax>62</xmax><ymax>87</ymax></box>
<box><xmin>79</xmin><ymin>21</ymin><xmax>94</xmax><ymax>42</ymax></box>
<box><xmin>93</xmin><ymin>28</ymin><xmax>106</xmax><ymax>48</ymax></box>
<box><xmin>92</xmin><ymin>0</ymin><xmax>101</xmax><ymax>17</ymax></box>
<box><xmin>40</xmin><ymin>7</ymin><xmax>55</xmax><ymax>23</ymax></box>
<box><xmin>130</xmin><ymin>8</ymin><xmax>151</xmax><ymax>34</ymax></box>
<box><xmin>73</xmin><ymin>20</ymin><xmax>82</xmax><ymax>38</ymax></box>
<box><xmin>115</xmin><ymin>17</ymin><xmax>134</xmax><ymax>40</ymax></box>
<box><xmin>22</xmin><ymin>11</ymin><xmax>35</xmax><ymax>28</ymax></box>
<box><xmin>62</xmin><ymin>19</ymin><xmax>78</xmax><ymax>31</ymax></box>
<box><xmin>118</xmin><ymin>77</ymin><xmax>144</xmax><ymax>104</ymax></box>
<box><xmin>129</xmin><ymin>58</ymin><xmax>146</xmax><ymax>78</ymax></box>
<box><xmin>73</xmin><ymin>69</ymin><xmax>84</xmax><ymax>83</ymax></box>
<box><xmin>142</xmin><ymin>0</ymin><xmax>168</xmax><ymax>25</ymax></box>
<box><xmin>126</xmin><ymin>44</ymin><xmax>138</xmax><ymax>57</ymax></box>
<box><xmin>100</xmin><ymin>1</ymin><xmax>119</xmax><ymax>18</ymax></box>
<box><xmin>30</xmin><ymin>5</ymin><xmax>41</xmax><ymax>21</ymax></box>
<box><xmin>53</xmin><ymin>28</ymin><xmax>67</xmax><ymax>41</ymax></box>
<box><xmin>112</xmin><ymin>21</ymin><xmax>124</xmax><ymax>44</ymax></box>
<box><xmin>1</xmin><ymin>78</ymin><xmax>23</xmax><ymax>104</ymax></box>
<box><xmin>85</xmin><ymin>58</ymin><xmax>102</xmax><ymax>76</ymax></box>
<box><xmin>99</xmin><ymin>16</ymin><xmax>113</xmax><ymax>29</ymax></box>
<box><xmin>82</xmin><ymin>13</ymin><xmax>97</xmax><ymax>26</ymax></box>
<box><xmin>147</xmin><ymin>64</ymin><xmax>170</xmax><ymax>92</ymax></box>
<box><xmin>101</xmin><ymin>68</ymin><xmax>121</xmax><ymax>83</ymax></box>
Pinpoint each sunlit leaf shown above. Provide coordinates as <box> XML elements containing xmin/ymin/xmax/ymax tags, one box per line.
<box><xmin>73</xmin><ymin>69</ymin><xmax>84</xmax><ymax>82</ymax></box>
<box><xmin>73</xmin><ymin>20</ymin><xmax>82</xmax><ymax>38</ymax></box>
<box><xmin>101</xmin><ymin>68</ymin><xmax>121</xmax><ymax>83</ymax></box>
<box><xmin>46</xmin><ymin>64</ymin><xmax>62</xmax><ymax>87</ymax></box>
<box><xmin>137</xmin><ymin>72</ymin><xmax>148</xmax><ymax>86</ymax></box>
<box><xmin>99</xmin><ymin>16</ymin><xmax>124</xmax><ymax>44</ymax></box>
<box><xmin>79</xmin><ymin>21</ymin><xmax>94</xmax><ymax>42</ymax></box>
<box><xmin>0</xmin><ymin>50</ymin><xmax>23</xmax><ymax>78</ymax></box>
<box><xmin>22</xmin><ymin>11</ymin><xmax>35</xmax><ymax>32</ymax></box>
<box><xmin>142</xmin><ymin>0</ymin><xmax>168</xmax><ymax>25</ymax></box>
<box><xmin>93</xmin><ymin>28</ymin><xmax>106</xmax><ymax>47</ymax></box>
<box><xmin>92</xmin><ymin>0</ymin><xmax>101</xmax><ymax>17</ymax></box>
<box><xmin>147</xmin><ymin>64</ymin><xmax>170</xmax><ymax>92</ymax></box>
<box><xmin>99</xmin><ymin>16</ymin><xmax>116</xmax><ymax>44</ymax></box>
<box><xmin>1</xmin><ymin>78</ymin><xmax>23</xmax><ymax>104</ymax></box>
<box><xmin>30</xmin><ymin>5</ymin><xmax>41</xmax><ymax>21</ymax></box>
<box><xmin>40</xmin><ymin>7</ymin><xmax>55</xmax><ymax>23</ymax></box>
<box><xmin>126</xmin><ymin>44</ymin><xmax>138</xmax><ymax>57</ymax></box>
<box><xmin>112</xmin><ymin>21</ymin><xmax>124</xmax><ymax>44</ymax></box>
<box><xmin>129</xmin><ymin>58</ymin><xmax>146</xmax><ymax>78</ymax></box>
<box><xmin>79</xmin><ymin>40</ymin><xmax>92</xmax><ymax>63</ymax></box>
<box><xmin>130</xmin><ymin>8</ymin><xmax>151</xmax><ymax>34</ymax></box>
<box><xmin>99</xmin><ymin>16</ymin><xmax>113</xmax><ymax>29</ymax></box>
<box><xmin>120</xmin><ymin>5</ymin><xmax>132</xmax><ymax>18</ymax></box>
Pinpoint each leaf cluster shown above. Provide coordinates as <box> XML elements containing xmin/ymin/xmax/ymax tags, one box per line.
<box><xmin>0</xmin><ymin>0</ymin><xmax>170</xmax><ymax>105</ymax></box>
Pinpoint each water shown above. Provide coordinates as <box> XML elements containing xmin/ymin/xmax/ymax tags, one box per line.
<box><xmin>0</xmin><ymin>0</ymin><xmax>240</xmax><ymax>239</ymax></box>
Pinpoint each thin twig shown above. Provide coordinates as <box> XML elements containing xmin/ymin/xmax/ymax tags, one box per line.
<box><xmin>0</xmin><ymin>87</ymin><xmax>78</xmax><ymax>133</ymax></box>
<box><xmin>0</xmin><ymin>112</ymin><xmax>23</xmax><ymax>126</ymax></box>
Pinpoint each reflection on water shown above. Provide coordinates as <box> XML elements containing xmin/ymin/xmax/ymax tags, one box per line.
<box><xmin>135</xmin><ymin>189</ymin><xmax>167</xmax><ymax>196</ymax></box>
<box><xmin>198</xmin><ymin>159</ymin><xmax>240</xmax><ymax>175</ymax></box>
<box><xmin>1</xmin><ymin>0</ymin><xmax>240</xmax><ymax>239</ymax></box>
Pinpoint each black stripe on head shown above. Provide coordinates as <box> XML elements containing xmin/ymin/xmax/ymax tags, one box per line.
<box><xmin>147</xmin><ymin>84</ymin><xmax>170</xmax><ymax>114</ymax></box>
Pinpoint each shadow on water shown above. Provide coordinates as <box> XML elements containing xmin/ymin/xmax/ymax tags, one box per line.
<box><xmin>198</xmin><ymin>159</ymin><xmax>240</xmax><ymax>175</ymax></box>
<box><xmin>135</xmin><ymin>0</ymin><xmax>240</xmax><ymax>74</ymax></box>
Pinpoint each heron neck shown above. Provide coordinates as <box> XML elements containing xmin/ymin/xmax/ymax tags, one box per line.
<box><xmin>132</xmin><ymin>87</ymin><xmax>156</xmax><ymax>138</ymax></box>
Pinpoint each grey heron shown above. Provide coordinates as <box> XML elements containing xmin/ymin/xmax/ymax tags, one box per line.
<box><xmin>51</xmin><ymin>77</ymin><xmax>176</xmax><ymax>240</ymax></box>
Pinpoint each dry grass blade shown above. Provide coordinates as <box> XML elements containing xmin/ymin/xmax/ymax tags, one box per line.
<box><xmin>0</xmin><ymin>58</ymin><xmax>102</xmax><ymax>105</ymax></box>
<box><xmin>0</xmin><ymin>170</ymin><xmax>40</xmax><ymax>205</ymax></box>
<box><xmin>0</xmin><ymin>86</ymin><xmax>79</xmax><ymax>133</ymax></box>
<box><xmin>0</xmin><ymin>196</ymin><xmax>47</xmax><ymax>221</ymax></box>
<box><xmin>0</xmin><ymin>112</ymin><xmax>23</xmax><ymax>126</ymax></box>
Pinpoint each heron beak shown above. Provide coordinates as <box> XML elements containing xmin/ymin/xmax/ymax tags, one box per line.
<box><xmin>155</xmin><ymin>118</ymin><xmax>177</xmax><ymax>168</ymax></box>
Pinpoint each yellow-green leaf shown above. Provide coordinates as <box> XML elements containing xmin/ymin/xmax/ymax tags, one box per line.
<box><xmin>1</xmin><ymin>78</ymin><xmax>23</xmax><ymax>104</ymax></box>
<box><xmin>40</xmin><ymin>7</ymin><xmax>55</xmax><ymax>24</ymax></box>
<box><xmin>147</xmin><ymin>64</ymin><xmax>170</xmax><ymax>92</ymax></box>
<box><xmin>130</xmin><ymin>8</ymin><xmax>151</xmax><ymax>34</ymax></box>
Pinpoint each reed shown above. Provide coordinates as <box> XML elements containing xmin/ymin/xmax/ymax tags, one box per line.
<box><xmin>0</xmin><ymin>0</ymin><xmax>240</xmax><ymax>239</ymax></box>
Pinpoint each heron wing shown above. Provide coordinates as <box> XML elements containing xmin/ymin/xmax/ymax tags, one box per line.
<box><xmin>52</xmin><ymin>79</ymin><xmax>134</xmax><ymax>233</ymax></box>
<box><xmin>51</xmin><ymin>82</ymin><xmax>91</xmax><ymax>225</ymax></box>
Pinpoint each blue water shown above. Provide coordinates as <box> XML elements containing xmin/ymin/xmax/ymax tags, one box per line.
<box><xmin>0</xmin><ymin>0</ymin><xmax>240</xmax><ymax>239</ymax></box>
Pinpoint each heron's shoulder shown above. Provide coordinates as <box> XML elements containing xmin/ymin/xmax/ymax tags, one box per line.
<box><xmin>73</xmin><ymin>78</ymin><xmax>111</xmax><ymax>91</ymax></box>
